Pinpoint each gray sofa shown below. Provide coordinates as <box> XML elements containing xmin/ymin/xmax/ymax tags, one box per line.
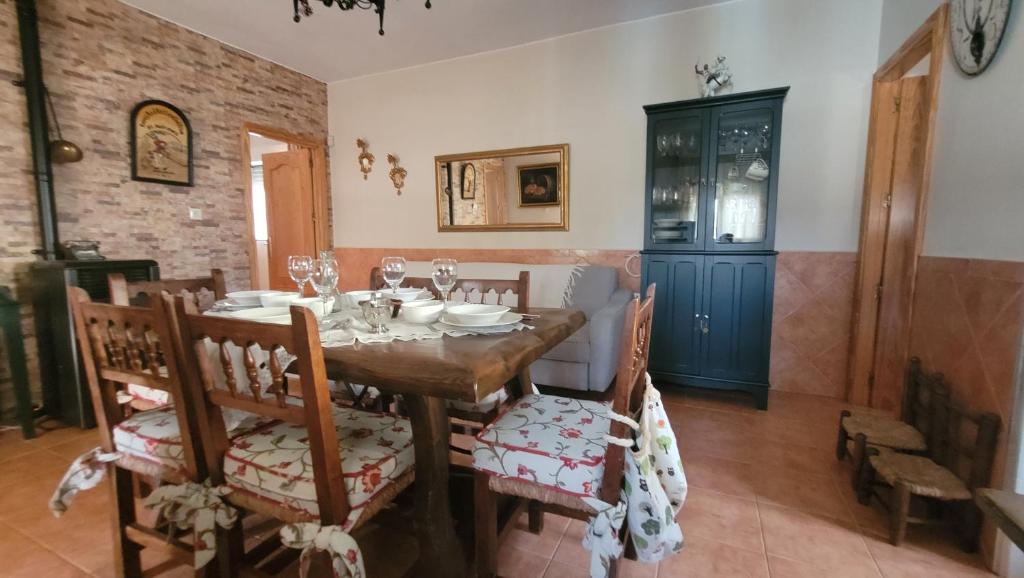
<box><xmin>530</xmin><ymin>266</ymin><xmax>633</xmax><ymax>393</ymax></box>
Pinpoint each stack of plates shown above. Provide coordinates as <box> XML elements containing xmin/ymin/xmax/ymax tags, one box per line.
<box><xmin>437</xmin><ymin>304</ymin><xmax>522</xmax><ymax>328</ymax></box>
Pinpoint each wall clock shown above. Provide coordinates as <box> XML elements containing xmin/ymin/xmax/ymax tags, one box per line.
<box><xmin>950</xmin><ymin>0</ymin><xmax>1013</xmax><ymax>76</ymax></box>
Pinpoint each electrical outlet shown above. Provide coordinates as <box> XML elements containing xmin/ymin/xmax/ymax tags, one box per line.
<box><xmin>188</xmin><ymin>207</ymin><xmax>203</xmax><ymax>220</ymax></box>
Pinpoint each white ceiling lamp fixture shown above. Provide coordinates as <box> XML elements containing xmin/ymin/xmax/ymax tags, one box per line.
<box><xmin>292</xmin><ymin>0</ymin><xmax>431</xmax><ymax>36</ymax></box>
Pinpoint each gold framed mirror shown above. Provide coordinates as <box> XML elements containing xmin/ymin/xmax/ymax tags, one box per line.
<box><xmin>435</xmin><ymin>143</ymin><xmax>569</xmax><ymax>231</ymax></box>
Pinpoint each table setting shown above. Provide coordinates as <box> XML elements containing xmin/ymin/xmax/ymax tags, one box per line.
<box><xmin>206</xmin><ymin>255</ymin><xmax>535</xmax><ymax>348</ymax></box>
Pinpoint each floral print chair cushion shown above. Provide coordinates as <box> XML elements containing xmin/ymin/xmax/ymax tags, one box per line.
<box><xmin>126</xmin><ymin>383</ymin><xmax>171</xmax><ymax>407</ymax></box>
<box><xmin>113</xmin><ymin>406</ymin><xmax>275</xmax><ymax>474</ymax></box>
<box><xmin>472</xmin><ymin>394</ymin><xmax>611</xmax><ymax>497</ymax></box>
<box><xmin>224</xmin><ymin>405</ymin><xmax>414</xmax><ymax>525</ymax></box>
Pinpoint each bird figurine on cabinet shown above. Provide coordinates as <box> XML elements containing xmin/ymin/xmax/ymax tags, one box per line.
<box><xmin>695</xmin><ymin>55</ymin><xmax>733</xmax><ymax>98</ymax></box>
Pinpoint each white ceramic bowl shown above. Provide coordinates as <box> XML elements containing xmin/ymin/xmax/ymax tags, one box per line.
<box><xmin>389</xmin><ymin>287</ymin><xmax>427</xmax><ymax>302</ymax></box>
<box><xmin>226</xmin><ymin>290</ymin><xmax>274</xmax><ymax>307</ymax></box>
<box><xmin>258</xmin><ymin>292</ymin><xmax>300</xmax><ymax>308</ymax></box>
<box><xmin>444</xmin><ymin>303</ymin><xmax>510</xmax><ymax>326</ymax></box>
<box><xmin>293</xmin><ymin>297</ymin><xmax>335</xmax><ymax>319</ymax></box>
<box><xmin>401</xmin><ymin>300</ymin><xmax>444</xmax><ymax>324</ymax></box>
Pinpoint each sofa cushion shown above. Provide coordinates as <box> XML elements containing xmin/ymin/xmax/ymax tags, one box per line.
<box><xmin>541</xmin><ymin>325</ymin><xmax>591</xmax><ymax>363</ymax></box>
<box><xmin>530</xmin><ymin>359</ymin><xmax>591</xmax><ymax>391</ymax></box>
<box><xmin>566</xmin><ymin>267</ymin><xmax>618</xmax><ymax>316</ymax></box>
<box><xmin>473</xmin><ymin>394</ymin><xmax>610</xmax><ymax>498</ymax></box>
<box><xmin>113</xmin><ymin>406</ymin><xmax>274</xmax><ymax>474</ymax></box>
<box><xmin>223</xmin><ymin>405</ymin><xmax>414</xmax><ymax>523</ymax></box>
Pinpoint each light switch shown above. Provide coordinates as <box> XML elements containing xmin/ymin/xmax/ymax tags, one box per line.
<box><xmin>189</xmin><ymin>207</ymin><xmax>203</xmax><ymax>220</ymax></box>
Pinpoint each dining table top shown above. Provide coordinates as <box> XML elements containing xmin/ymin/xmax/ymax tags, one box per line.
<box><xmin>320</xmin><ymin>307</ymin><xmax>586</xmax><ymax>402</ymax></box>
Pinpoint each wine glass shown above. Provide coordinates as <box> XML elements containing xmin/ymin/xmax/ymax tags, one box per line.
<box><xmin>318</xmin><ymin>249</ymin><xmax>338</xmax><ymax>273</ymax></box>
<box><xmin>431</xmin><ymin>258</ymin><xmax>458</xmax><ymax>308</ymax></box>
<box><xmin>381</xmin><ymin>256</ymin><xmax>406</xmax><ymax>296</ymax></box>
<box><xmin>310</xmin><ymin>259</ymin><xmax>339</xmax><ymax>322</ymax></box>
<box><xmin>287</xmin><ymin>255</ymin><xmax>313</xmax><ymax>296</ymax></box>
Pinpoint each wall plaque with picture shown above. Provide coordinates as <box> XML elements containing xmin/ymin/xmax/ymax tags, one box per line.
<box><xmin>518</xmin><ymin>163</ymin><xmax>560</xmax><ymax>206</ymax></box>
<box><xmin>130</xmin><ymin>100</ymin><xmax>193</xmax><ymax>186</ymax></box>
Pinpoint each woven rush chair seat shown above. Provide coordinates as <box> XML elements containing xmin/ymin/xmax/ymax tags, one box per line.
<box><xmin>869</xmin><ymin>450</ymin><xmax>971</xmax><ymax>500</ymax></box>
<box><xmin>473</xmin><ymin>393</ymin><xmax>611</xmax><ymax>500</ymax></box>
<box><xmin>843</xmin><ymin>412</ymin><xmax>927</xmax><ymax>450</ymax></box>
<box><xmin>224</xmin><ymin>405</ymin><xmax>415</xmax><ymax>524</ymax></box>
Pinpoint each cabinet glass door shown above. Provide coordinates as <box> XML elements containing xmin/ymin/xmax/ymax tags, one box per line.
<box><xmin>708</xmin><ymin>105</ymin><xmax>775</xmax><ymax>250</ymax></box>
<box><xmin>648</xmin><ymin>112</ymin><xmax>706</xmax><ymax>248</ymax></box>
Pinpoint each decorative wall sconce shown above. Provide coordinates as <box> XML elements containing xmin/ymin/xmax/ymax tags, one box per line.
<box><xmin>356</xmin><ymin>138</ymin><xmax>374</xmax><ymax>180</ymax></box>
<box><xmin>387</xmin><ymin>153</ymin><xmax>407</xmax><ymax>195</ymax></box>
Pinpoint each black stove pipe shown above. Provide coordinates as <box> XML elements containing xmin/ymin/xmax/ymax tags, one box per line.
<box><xmin>16</xmin><ymin>0</ymin><xmax>59</xmax><ymax>260</ymax></box>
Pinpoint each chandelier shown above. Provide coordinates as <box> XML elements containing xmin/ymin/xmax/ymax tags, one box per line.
<box><xmin>293</xmin><ymin>0</ymin><xmax>431</xmax><ymax>36</ymax></box>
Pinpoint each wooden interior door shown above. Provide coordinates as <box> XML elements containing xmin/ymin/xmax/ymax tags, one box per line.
<box><xmin>263</xmin><ymin>149</ymin><xmax>316</xmax><ymax>291</ymax></box>
<box><xmin>847</xmin><ymin>5</ymin><xmax>946</xmax><ymax>409</ymax></box>
<box><xmin>870</xmin><ymin>76</ymin><xmax>929</xmax><ymax>410</ymax></box>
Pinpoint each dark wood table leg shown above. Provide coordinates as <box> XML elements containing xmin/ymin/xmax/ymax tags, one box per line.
<box><xmin>405</xmin><ymin>394</ymin><xmax>467</xmax><ymax>578</ymax></box>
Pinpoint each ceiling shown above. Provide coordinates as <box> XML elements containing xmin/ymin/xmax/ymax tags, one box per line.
<box><xmin>119</xmin><ymin>0</ymin><xmax>730</xmax><ymax>83</ymax></box>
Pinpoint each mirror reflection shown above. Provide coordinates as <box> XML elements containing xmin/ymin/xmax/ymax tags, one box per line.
<box><xmin>435</xmin><ymin>144</ymin><xmax>569</xmax><ymax>231</ymax></box>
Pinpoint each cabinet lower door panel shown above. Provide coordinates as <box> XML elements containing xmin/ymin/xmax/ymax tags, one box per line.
<box><xmin>643</xmin><ymin>254</ymin><xmax>703</xmax><ymax>376</ymax></box>
<box><xmin>701</xmin><ymin>255</ymin><xmax>773</xmax><ymax>382</ymax></box>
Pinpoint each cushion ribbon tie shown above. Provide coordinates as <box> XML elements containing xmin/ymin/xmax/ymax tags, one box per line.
<box><xmin>142</xmin><ymin>481</ymin><xmax>238</xmax><ymax>569</ymax></box>
<box><xmin>280</xmin><ymin>523</ymin><xmax>365</xmax><ymax>578</ymax></box>
<box><xmin>49</xmin><ymin>447</ymin><xmax>122</xmax><ymax>517</ymax></box>
<box><xmin>581</xmin><ymin>495</ymin><xmax>629</xmax><ymax>578</ymax></box>
<box><xmin>604</xmin><ymin>408</ymin><xmax>639</xmax><ymax>447</ymax></box>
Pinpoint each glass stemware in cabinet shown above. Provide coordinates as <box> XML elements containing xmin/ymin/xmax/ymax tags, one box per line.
<box><xmin>310</xmin><ymin>260</ymin><xmax>339</xmax><ymax>324</ymax></box>
<box><xmin>381</xmin><ymin>256</ymin><xmax>406</xmax><ymax>296</ymax></box>
<box><xmin>712</xmin><ymin>108</ymin><xmax>772</xmax><ymax>245</ymax></box>
<box><xmin>431</xmin><ymin>258</ymin><xmax>458</xmax><ymax>309</ymax></box>
<box><xmin>287</xmin><ymin>255</ymin><xmax>313</xmax><ymax>296</ymax></box>
<box><xmin>651</xmin><ymin>114</ymin><xmax>702</xmax><ymax>245</ymax></box>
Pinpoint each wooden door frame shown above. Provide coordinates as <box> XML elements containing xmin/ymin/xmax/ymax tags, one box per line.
<box><xmin>240</xmin><ymin>123</ymin><xmax>331</xmax><ymax>289</ymax></box>
<box><xmin>847</xmin><ymin>5</ymin><xmax>947</xmax><ymax>406</ymax></box>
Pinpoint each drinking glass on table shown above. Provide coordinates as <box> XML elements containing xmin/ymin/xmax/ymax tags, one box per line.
<box><xmin>431</xmin><ymin>258</ymin><xmax>458</xmax><ymax>308</ymax></box>
<box><xmin>381</xmin><ymin>256</ymin><xmax>406</xmax><ymax>296</ymax></box>
<box><xmin>310</xmin><ymin>259</ymin><xmax>339</xmax><ymax>322</ymax></box>
<box><xmin>287</xmin><ymin>255</ymin><xmax>313</xmax><ymax>296</ymax></box>
<box><xmin>318</xmin><ymin>250</ymin><xmax>338</xmax><ymax>273</ymax></box>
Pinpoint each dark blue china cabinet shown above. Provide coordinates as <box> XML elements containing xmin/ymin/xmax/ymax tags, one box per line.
<box><xmin>641</xmin><ymin>88</ymin><xmax>787</xmax><ymax>410</ymax></box>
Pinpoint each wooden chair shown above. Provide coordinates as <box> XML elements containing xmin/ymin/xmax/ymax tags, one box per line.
<box><xmin>109</xmin><ymin>273</ymin><xmax>225</xmax><ymax>410</ymax></box>
<box><xmin>837</xmin><ymin>357</ymin><xmax>948</xmax><ymax>491</ymax></box>
<box><xmin>857</xmin><ymin>394</ymin><xmax>1000</xmax><ymax>550</ymax></box>
<box><xmin>109</xmin><ymin>268</ymin><xmax>226</xmax><ymax>311</ymax></box>
<box><xmin>472</xmin><ymin>284</ymin><xmax>655</xmax><ymax>577</ymax></box>
<box><xmin>173</xmin><ymin>301</ymin><xmax>416</xmax><ymax>576</ymax></box>
<box><xmin>370</xmin><ymin>267</ymin><xmax>532</xmax><ymax>453</ymax></box>
<box><xmin>68</xmin><ymin>287</ymin><xmax>204</xmax><ymax>576</ymax></box>
<box><xmin>369</xmin><ymin>266</ymin><xmax>530</xmax><ymax>312</ymax></box>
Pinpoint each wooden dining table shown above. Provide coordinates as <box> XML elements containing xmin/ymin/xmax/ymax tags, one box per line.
<box><xmin>320</xmin><ymin>307</ymin><xmax>586</xmax><ymax>577</ymax></box>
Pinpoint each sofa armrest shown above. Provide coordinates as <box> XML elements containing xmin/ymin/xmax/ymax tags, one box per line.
<box><xmin>587</xmin><ymin>288</ymin><xmax>634</xmax><ymax>390</ymax></box>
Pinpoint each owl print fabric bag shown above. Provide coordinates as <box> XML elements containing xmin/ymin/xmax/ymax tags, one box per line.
<box><xmin>624</xmin><ymin>374</ymin><xmax>687</xmax><ymax>563</ymax></box>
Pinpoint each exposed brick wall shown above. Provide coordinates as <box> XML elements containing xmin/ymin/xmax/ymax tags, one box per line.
<box><xmin>0</xmin><ymin>0</ymin><xmax>328</xmax><ymax>417</ymax></box>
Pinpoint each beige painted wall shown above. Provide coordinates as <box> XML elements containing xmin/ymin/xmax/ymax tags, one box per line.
<box><xmin>328</xmin><ymin>0</ymin><xmax>882</xmax><ymax>251</ymax></box>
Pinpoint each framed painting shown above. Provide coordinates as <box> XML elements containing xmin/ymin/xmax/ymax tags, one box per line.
<box><xmin>518</xmin><ymin>163</ymin><xmax>560</xmax><ymax>206</ymax></box>
<box><xmin>460</xmin><ymin>163</ymin><xmax>476</xmax><ymax>199</ymax></box>
<box><xmin>130</xmin><ymin>100</ymin><xmax>193</xmax><ymax>186</ymax></box>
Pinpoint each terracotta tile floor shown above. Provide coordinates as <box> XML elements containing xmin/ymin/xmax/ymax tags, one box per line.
<box><xmin>0</xmin><ymin>388</ymin><xmax>997</xmax><ymax>577</ymax></box>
